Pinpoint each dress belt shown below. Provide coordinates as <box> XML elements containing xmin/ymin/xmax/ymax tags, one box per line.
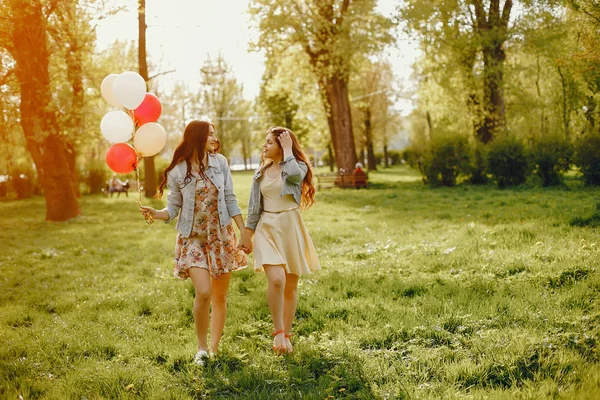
<box><xmin>263</xmin><ymin>207</ymin><xmax>299</xmax><ymax>214</ymax></box>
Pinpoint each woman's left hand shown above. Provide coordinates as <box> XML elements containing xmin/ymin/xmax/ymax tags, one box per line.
<box><xmin>238</xmin><ymin>234</ymin><xmax>253</xmax><ymax>254</ymax></box>
<box><xmin>278</xmin><ymin>131</ymin><xmax>293</xmax><ymax>150</ymax></box>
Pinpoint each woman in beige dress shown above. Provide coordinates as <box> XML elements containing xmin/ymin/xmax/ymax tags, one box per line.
<box><xmin>245</xmin><ymin>127</ymin><xmax>321</xmax><ymax>354</ymax></box>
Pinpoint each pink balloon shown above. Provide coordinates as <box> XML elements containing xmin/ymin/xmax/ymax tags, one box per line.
<box><xmin>106</xmin><ymin>143</ymin><xmax>138</xmax><ymax>174</ymax></box>
<box><xmin>133</xmin><ymin>93</ymin><xmax>162</xmax><ymax>126</ymax></box>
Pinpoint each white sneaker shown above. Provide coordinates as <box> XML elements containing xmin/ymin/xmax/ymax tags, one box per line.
<box><xmin>193</xmin><ymin>350</ymin><xmax>209</xmax><ymax>366</ymax></box>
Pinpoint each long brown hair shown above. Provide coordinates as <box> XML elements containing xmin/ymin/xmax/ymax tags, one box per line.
<box><xmin>264</xmin><ymin>127</ymin><xmax>315</xmax><ymax>209</ymax></box>
<box><xmin>156</xmin><ymin>120</ymin><xmax>213</xmax><ymax>197</ymax></box>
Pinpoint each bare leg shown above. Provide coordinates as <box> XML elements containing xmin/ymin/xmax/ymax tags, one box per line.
<box><xmin>188</xmin><ymin>267</ymin><xmax>212</xmax><ymax>352</ymax></box>
<box><xmin>210</xmin><ymin>272</ymin><xmax>231</xmax><ymax>354</ymax></box>
<box><xmin>283</xmin><ymin>273</ymin><xmax>299</xmax><ymax>353</ymax></box>
<box><xmin>263</xmin><ymin>264</ymin><xmax>286</xmax><ymax>352</ymax></box>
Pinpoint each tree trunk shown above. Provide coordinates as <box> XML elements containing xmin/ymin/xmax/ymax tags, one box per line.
<box><xmin>383</xmin><ymin>144</ymin><xmax>389</xmax><ymax>168</ymax></box>
<box><xmin>478</xmin><ymin>44</ymin><xmax>506</xmax><ymax>143</ymax></box>
<box><xmin>64</xmin><ymin>18</ymin><xmax>83</xmax><ymax>198</ymax></box>
<box><xmin>364</xmin><ymin>108</ymin><xmax>377</xmax><ymax>171</ymax></box>
<box><xmin>320</xmin><ymin>74</ymin><xmax>357</xmax><ymax>173</ymax></box>
<box><xmin>284</xmin><ymin>110</ymin><xmax>292</xmax><ymax>129</ymax></box>
<box><xmin>327</xmin><ymin>143</ymin><xmax>334</xmax><ymax>172</ymax></box>
<box><xmin>10</xmin><ymin>1</ymin><xmax>80</xmax><ymax>221</ymax></box>
<box><xmin>557</xmin><ymin>65</ymin><xmax>570</xmax><ymax>139</ymax></box>
<box><xmin>241</xmin><ymin>139</ymin><xmax>249</xmax><ymax>170</ymax></box>
<box><xmin>138</xmin><ymin>0</ymin><xmax>156</xmax><ymax>198</ymax></box>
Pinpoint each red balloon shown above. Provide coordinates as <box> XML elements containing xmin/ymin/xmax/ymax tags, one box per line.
<box><xmin>106</xmin><ymin>143</ymin><xmax>138</xmax><ymax>174</ymax></box>
<box><xmin>133</xmin><ymin>93</ymin><xmax>162</xmax><ymax>126</ymax></box>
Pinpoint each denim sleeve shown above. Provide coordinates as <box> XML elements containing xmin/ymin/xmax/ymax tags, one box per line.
<box><xmin>245</xmin><ymin>179</ymin><xmax>262</xmax><ymax>231</ymax></box>
<box><xmin>161</xmin><ymin>169</ymin><xmax>182</xmax><ymax>223</ymax></box>
<box><xmin>220</xmin><ymin>156</ymin><xmax>242</xmax><ymax>217</ymax></box>
<box><xmin>280</xmin><ymin>156</ymin><xmax>306</xmax><ymax>185</ymax></box>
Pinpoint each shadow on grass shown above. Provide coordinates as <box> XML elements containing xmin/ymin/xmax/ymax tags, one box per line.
<box><xmin>569</xmin><ymin>203</ymin><xmax>600</xmax><ymax>227</ymax></box>
<box><xmin>169</xmin><ymin>348</ymin><xmax>381</xmax><ymax>399</ymax></box>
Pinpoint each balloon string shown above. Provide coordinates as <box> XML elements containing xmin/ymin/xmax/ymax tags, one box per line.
<box><xmin>136</xmin><ymin>155</ymin><xmax>154</xmax><ymax>225</ymax></box>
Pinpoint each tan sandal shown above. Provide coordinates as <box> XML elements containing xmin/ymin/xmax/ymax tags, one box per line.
<box><xmin>272</xmin><ymin>330</ymin><xmax>286</xmax><ymax>354</ymax></box>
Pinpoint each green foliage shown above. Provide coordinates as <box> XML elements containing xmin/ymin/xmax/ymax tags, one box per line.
<box><xmin>421</xmin><ymin>135</ymin><xmax>471</xmax><ymax>186</ymax></box>
<box><xmin>9</xmin><ymin>165</ymin><xmax>35</xmax><ymax>199</ymax></box>
<box><xmin>487</xmin><ymin>137</ymin><xmax>530</xmax><ymax>187</ymax></box>
<box><xmin>574</xmin><ymin>133</ymin><xmax>600</xmax><ymax>185</ymax></box>
<box><xmin>468</xmin><ymin>141</ymin><xmax>489</xmax><ymax>184</ymax></box>
<box><xmin>531</xmin><ymin>136</ymin><xmax>573</xmax><ymax>186</ymax></box>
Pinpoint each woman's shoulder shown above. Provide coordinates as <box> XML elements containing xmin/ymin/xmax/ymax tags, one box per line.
<box><xmin>168</xmin><ymin>161</ymin><xmax>187</xmax><ymax>177</ymax></box>
<box><xmin>208</xmin><ymin>153</ymin><xmax>228</xmax><ymax>166</ymax></box>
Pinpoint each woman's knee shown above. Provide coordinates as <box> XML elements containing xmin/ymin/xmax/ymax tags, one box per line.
<box><xmin>194</xmin><ymin>289</ymin><xmax>211</xmax><ymax>305</ymax></box>
<box><xmin>212</xmin><ymin>292</ymin><xmax>228</xmax><ymax>307</ymax></box>
<box><xmin>284</xmin><ymin>285</ymin><xmax>297</xmax><ymax>299</ymax></box>
<box><xmin>269</xmin><ymin>276</ymin><xmax>285</xmax><ymax>290</ymax></box>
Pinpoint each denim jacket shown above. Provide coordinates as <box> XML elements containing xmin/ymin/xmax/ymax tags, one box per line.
<box><xmin>246</xmin><ymin>155</ymin><xmax>307</xmax><ymax>231</ymax></box>
<box><xmin>160</xmin><ymin>153</ymin><xmax>242</xmax><ymax>238</ymax></box>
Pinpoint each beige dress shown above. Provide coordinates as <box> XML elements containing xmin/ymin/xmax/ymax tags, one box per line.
<box><xmin>253</xmin><ymin>173</ymin><xmax>320</xmax><ymax>275</ymax></box>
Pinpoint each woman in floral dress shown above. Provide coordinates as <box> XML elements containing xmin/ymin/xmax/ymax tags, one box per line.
<box><xmin>141</xmin><ymin>120</ymin><xmax>251</xmax><ymax>365</ymax></box>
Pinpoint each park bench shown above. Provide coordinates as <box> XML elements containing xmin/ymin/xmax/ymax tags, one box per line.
<box><xmin>102</xmin><ymin>180</ymin><xmax>131</xmax><ymax>197</ymax></box>
<box><xmin>316</xmin><ymin>171</ymin><xmax>368</xmax><ymax>190</ymax></box>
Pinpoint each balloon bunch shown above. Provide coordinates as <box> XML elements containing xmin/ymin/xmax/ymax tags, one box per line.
<box><xmin>100</xmin><ymin>71</ymin><xmax>166</xmax><ymax>224</ymax></box>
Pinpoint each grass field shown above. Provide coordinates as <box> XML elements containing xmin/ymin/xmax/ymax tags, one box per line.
<box><xmin>1</xmin><ymin>165</ymin><xmax>600</xmax><ymax>399</ymax></box>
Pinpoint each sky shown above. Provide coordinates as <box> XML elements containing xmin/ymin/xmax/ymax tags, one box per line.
<box><xmin>94</xmin><ymin>0</ymin><xmax>420</xmax><ymax>116</ymax></box>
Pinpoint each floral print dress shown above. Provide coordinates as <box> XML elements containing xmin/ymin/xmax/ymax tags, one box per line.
<box><xmin>174</xmin><ymin>168</ymin><xmax>247</xmax><ymax>279</ymax></box>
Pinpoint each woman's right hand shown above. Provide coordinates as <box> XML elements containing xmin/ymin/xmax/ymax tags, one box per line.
<box><xmin>139</xmin><ymin>205</ymin><xmax>156</xmax><ymax>217</ymax></box>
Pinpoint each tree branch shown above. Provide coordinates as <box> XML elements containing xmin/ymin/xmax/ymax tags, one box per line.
<box><xmin>501</xmin><ymin>0</ymin><xmax>513</xmax><ymax>28</ymax></box>
<box><xmin>471</xmin><ymin>0</ymin><xmax>488</xmax><ymax>31</ymax></box>
<box><xmin>148</xmin><ymin>69</ymin><xmax>175</xmax><ymax>81</ymax></box>
<box><xmin>336</xmin><ymin>0</ymin><xmax>350</xmax><ymax>27</ymax></box>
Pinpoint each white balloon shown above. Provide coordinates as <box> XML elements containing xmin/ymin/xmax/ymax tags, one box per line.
<box><xmin>112</xmin><ymin>71</ymin><xmax>146</xmax><ymax>110</ymax></box>
<box><xmin>100</xmin><ymin>110</ymin><xmax>134</xmax><ymax>143</ymax></box>
<box><xmin>134</xmin><ymin>122</ymin><xmax>167</xmax><ymax>157</ymax></box>
<box><xmin>100</xmin><ymin>74</ymin><xmax>120</xmax><ymax>107</ymax></box>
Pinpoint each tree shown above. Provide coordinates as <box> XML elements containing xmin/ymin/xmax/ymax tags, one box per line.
<box><xmin>199</xmin><ymin>53</ymin><xmax>246</xmax><ymax>158</ymax></box>
<box><xmin>350</xmin><ymin>57</ymin><xmax>401</xmax><ymax>171</ymax></box>
<box><xmin>403</xmin><ymin>0</ymin><xmax>519</xmax><ymax>143</ymax></box>
<box><xmin>0</xmin><ymin>0</ymin><xmax>80</xmax><ymax>220</ymax></box>
<box><xmin>250</xmin><ymin>0</ymin><xmax>394</xmax><ymax>172</ymax></box>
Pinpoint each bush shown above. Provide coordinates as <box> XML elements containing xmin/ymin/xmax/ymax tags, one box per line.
<box><xmin>86</xmin><ymin>161</ymin><xmax>108</xmax><ymax>194</ymax></box>
<box><xmin>468</xmin><ymin>142</ymin><xmax>489</xmax><ymax>184</ymax></box>
<box><xmin>10</xmin><ymin>167</ymin><xmax>35</xmax><ymax>199</ymax></box>
<box><xmin>574</xmin><ymin>133</ymin><xmax>600</xmax><ymax>185</ymax></box>
<box><xmin>402</xmin><ymin>147</ymin><xmax>420</xmax><ymax>169</ymax></box>
<box><xmin>531</xmin><ymin>136</ymin><xmax>573</xmax><ymax>186</ymax></box>
<box><xmin>421</xmin><ymin>135</ymin><xmax>471</xmax><ymax>187</ymax></box>
<box><xmin>487</xmin><ymin>136</ymin><xmax>530</xmax><ymax>187</ymax></box>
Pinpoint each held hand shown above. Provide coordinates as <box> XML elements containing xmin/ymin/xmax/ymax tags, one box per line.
<box><xmin>278</xmin><ymin>131</ymin><xmax>293</xmax><ymax>151</ymax></box>
<box><xmin>238</xmin><ymin>234</ymin><xmax>253</xmax><ymax>254</ymax></box>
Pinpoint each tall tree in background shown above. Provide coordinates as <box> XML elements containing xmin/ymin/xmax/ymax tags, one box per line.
<box><xmin>199</xmin><ymin>54</ymin><xmax>246</xmax><ymax>158</ymax></box>
<box><xmin>350</xmin><ymin>58</ymin><xmax>400</xmax><ymax>171</ymax></box>
<box><xmin>0</xmin><ymin>0</ymin><xmax>80</xmax><ymax>220</ymax></box>
<box><xmin>403</xmin><ymin>0</ymin><xmax>516</xmax><ymax>143</ymax></box>
<box><xmin>250</xmin><ymin>0</ymin><xmax>394</xmax><ymax>172</ymax></box>
<box><xmin>51</xmin><ymin>0</ymin><xmax>97</xmax><ymax>197</ymax></box>
<box><xmin>257</xmin><ymin>46</ymin><xmax>330</xmax><ymax>153</ymax></box>
<box><xmin>138</xmin><ymin>0</ymin><xmax>156</xmax><ymax>197</ymax></box>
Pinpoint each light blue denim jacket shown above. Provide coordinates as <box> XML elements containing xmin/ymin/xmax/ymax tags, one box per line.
<box><xmin>246</xmin><ymin>155</ymin><xmax>307</xmax><ymax>231</ymax></box>
<box><xmin>160</xmin><ymin>153</ymin><xmax>242</xmax><ymax>238</ymax></box>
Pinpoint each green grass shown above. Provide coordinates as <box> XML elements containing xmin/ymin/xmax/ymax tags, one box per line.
<box><xmin>1</xmin><ymin>165</ymin><xmax>600</xmax><ymax>399</ymax></box>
